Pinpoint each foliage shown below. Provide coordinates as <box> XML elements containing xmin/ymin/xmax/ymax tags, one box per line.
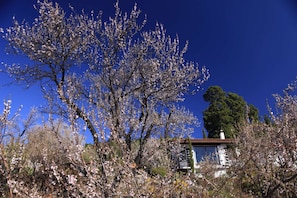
<box><xmin>0</xmin><ymin>72</ymin><xmax>296</xmax><ymax>197</ymax></box>
<box><xmin>150</xmin><ymin>166</ymin><xmax>167</xmax><ymax>177</ymax></box>
<box><xmin>227</xmin><ymin>83</ymin><xmax>297</xmax><ymax>197</ymax></box>
<box><xmin>25</xmin><ymin>120</ymin><xmax>85</xmax><ymax>165</ymax></box>
<box><xmin>0</xmin><ymin>100</ymin><xmax>215</xmax><ymax>197</ymax></box>
<box><xmin>199</xmin><ymin>84</ymin><xmax>297</xmax><ymax>197</ymax></box>
<box><xmin>247</xmin><ymin>104</ymin><xmax>259</xmax><ymax>123</ymax></box>
<box><xmin>203</xmin><ymin>86</ymin><xmax>259</xmax><ymax>138</ymax></box>
<box><xmin>2</xmin><ymin>1</ymin><xmax>296</xmax><ymax>197</ymax></box>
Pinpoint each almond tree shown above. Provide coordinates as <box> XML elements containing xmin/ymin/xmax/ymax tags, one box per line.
<box><xmin>0</xmin><ymin>100</ymin><xmax>36</xmax><ymax>197</ymax></box>
<box><xmin>229</xmin><ymin>84</ymin><xmax>297</xmax><ymax>198</ymax></box>
<box><xmin>2</xmin><ymin>0</ymin><xmax>209</xmax><ymax>196</ymax></box>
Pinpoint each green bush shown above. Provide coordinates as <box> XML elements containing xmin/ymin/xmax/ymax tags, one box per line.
<box><xmin>150</xmin><ymin>166</ymin><xmax>167</xmax><ymax>177</ymax></box>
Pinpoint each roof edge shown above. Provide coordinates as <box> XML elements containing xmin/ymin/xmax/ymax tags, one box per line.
<box><xmin>180</xmin><ymin>138</ymin><xmax>234</xmax><ymax>145</ymax></box>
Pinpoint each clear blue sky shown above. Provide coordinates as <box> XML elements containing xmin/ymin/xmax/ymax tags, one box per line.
<box><xmin>1</xmin><ymin>0</ymin><xmax>297</xmax><ymax>138</ymax></box>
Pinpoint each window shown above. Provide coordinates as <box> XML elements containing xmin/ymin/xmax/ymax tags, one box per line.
<box><xmin>178</xmin><ymin>147</ymin><xmax>191</xmax><ymax>168</ymax></box>
<box><xmin>193</xmin><ymin>146</ymin><xmax>219</xmax><ymax>164</ymax></box>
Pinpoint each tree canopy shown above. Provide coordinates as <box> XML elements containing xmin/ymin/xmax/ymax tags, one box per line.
<box><xmin>1</xmin><ymin>1</ymin><xmax>209</xmax><ymax>196</ymax></box>
<box><xmin>203</xmin><ymin>86</ymin><xmax>259</xmax><ymax>138</ymax></box>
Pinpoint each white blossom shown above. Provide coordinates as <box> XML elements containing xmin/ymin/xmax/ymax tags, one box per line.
<box><xmin>1</xmin><ymin>1</ymin><xmax>209</xmax><ymax>196</ymax></box>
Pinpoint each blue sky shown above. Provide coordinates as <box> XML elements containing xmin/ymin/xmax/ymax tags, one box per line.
<box><xmin>1</xmin><ymin>0</ymin><xmax>297</xmax><ymax>138</ymax></box>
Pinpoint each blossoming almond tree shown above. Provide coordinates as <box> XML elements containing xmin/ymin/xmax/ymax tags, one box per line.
<box><xmin>228</xmin><ymin>83</ymin><xmax>297</xmax><ymax>197</ymax></box>
<box><xmin>2</xmin><ymin>0</ymin><xmax>209</xmax><ymax>196</ymax></box>
<box><xmin>0</xmin><ymin>100</ymin><xmax>37</xmax><ymax>197</ymax></box>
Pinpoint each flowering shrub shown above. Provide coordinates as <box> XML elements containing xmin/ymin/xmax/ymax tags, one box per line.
<box><xmin>198</xmin><ymin>83</ymin><xmax>297</xmax><ymax>198</ymax></box>
<box><xmin>2</xmin><ymin>88</ymin><xmax>297</xmax><ymax>197</ymax></box>
<box><xmin>228</xmin><ymin>84</ymin><xmax>297</xmax><ymax>197</ymax></box>
<box><xmin>0</xmin><ymin>101</ymin><xmax>199</xmax><ymax>197</ymax></box>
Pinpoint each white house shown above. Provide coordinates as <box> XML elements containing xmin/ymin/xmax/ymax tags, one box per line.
<box><xmin>178</xmin><ymin>131</ymin><xmax>233</xmax><ymax>177</ymax></box>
